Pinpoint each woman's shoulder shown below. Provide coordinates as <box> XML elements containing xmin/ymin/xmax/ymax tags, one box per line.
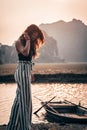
<box><xmin>15</xmin><ymin>38</ymin><xmax>22</xmax><ymax>47</ymax></box>
<box><xmin>15</xmin><ymin>38</ymin><xmax>20</xmax><ymax>45</ymax></box>
<box><xmin>15</xmin><ymin>38</ymin><xmax>21</xmax><ymax>52</ymax></box>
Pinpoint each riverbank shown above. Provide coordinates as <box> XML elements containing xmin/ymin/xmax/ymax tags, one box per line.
<box><xmin>0</xmin><ymin>63</ymin><xmax>87</xmax><ymax>83</ymax></box>
<box><xmin>0</xmin><ymin>73</ymin><xmax>87</xmax><ymax>83</ymax></box>
<box><xmin>0</xmin><ymin>123</ymin><xmax>87</xmax><ymax>130</ymax></box>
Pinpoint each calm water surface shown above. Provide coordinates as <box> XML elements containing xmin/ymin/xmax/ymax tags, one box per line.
<box><xmin>0</xmin><ymin>83</ymin><xmax>87</xmax><ymax>125</ymax></box>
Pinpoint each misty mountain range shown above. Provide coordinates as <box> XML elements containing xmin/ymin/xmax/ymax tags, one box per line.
<box><xmin>0</xmin><ymin>18</ymin><xmax>87</xmax><ymax>64</ymax></box>
<box><xmin>40</xmin><ymin>19</ymin><xmax>87</xmax><ymax>62</ymax></box>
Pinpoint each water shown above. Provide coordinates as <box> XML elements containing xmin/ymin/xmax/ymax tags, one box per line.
<box><xmin>0</xmin><ymin>83</ymin><xmax>87</xmax><ymax>125</ymax></box>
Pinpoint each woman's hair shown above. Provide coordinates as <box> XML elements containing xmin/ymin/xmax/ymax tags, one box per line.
<box><xmin>19</xmin><ymin>24</ymin><xmax>45</xmax><ymax>59</ymax></box>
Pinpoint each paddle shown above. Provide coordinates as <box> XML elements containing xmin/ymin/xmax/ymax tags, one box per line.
<box><xmin>46</xmin><ymin>104</ymin><xmax>58</xmax><ymax>113</ymax></box>
<box><xmin>33</xmin><ymin>96</ymin><xmax>56</xmax><ymax>114</ymax></box>
<box><xmin>65</xmin><ymin>99</ymin><xmax>87</xmax><ymax>110</ymax></box>
<box><xmin>34</xmin><ymin>96</ymin><xmax>42</xmax><ymax>102</ymax></box>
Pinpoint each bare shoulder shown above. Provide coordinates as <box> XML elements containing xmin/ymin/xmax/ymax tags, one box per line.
<box><xmin>15</xmin><ymin>39</ymin><xmax>20</xmax><ymax>46</ymax></box>
<box><xmin>15</xmin><ymin>39</ymin><xmax>21</xmax><ymax>52</ymax></box>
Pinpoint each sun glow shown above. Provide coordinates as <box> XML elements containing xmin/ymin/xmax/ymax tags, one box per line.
<box><xmin>0</xmin><ymin>0</ymin><xmax>87</xmax><ymax>45</ymax></box>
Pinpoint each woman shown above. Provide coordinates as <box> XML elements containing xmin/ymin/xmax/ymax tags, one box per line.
<box><xmin>7</xmin><ymin>24</ymin><xmax>45</xmax><ymax>130</ymax></box>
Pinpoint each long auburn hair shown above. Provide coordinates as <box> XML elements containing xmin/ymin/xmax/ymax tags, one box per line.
<box><xmin>19</xmin><ymin>24</ymin><xmax>45</xmax><ymax>59</ymax></box>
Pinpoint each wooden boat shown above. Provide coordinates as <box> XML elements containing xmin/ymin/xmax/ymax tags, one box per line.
<box><xmin>41</xmin><ymin>100</ymin><xmax>87</xmax><ymax>124</ymax></box>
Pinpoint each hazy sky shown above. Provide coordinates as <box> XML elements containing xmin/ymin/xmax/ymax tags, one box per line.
<box><xmin>0</xmin><ymin>0</ymin><xmax>87</xmax><ymax>45</ymax></box>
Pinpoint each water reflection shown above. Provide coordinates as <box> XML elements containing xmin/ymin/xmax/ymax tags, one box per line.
<box><xmin>0</xmin><ymin>83</ymin><xmax>87</xmax><ymax>124</ymax></box>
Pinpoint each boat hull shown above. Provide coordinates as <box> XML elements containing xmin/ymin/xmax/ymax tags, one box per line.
<box><xmin>42</xmin><ymin>101</ymin><xmax>87</xmax><ymax>124</ymax></box>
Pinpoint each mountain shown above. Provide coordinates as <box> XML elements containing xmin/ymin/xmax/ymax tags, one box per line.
<box><xmin>0</xmin><ymin>44</ymin><xmax>18</xmax><ymax>64</ymax></box>
<box><xmin>0</xmin><ymin>32</ymin><xmax>64</xmax><ymax>64</ymax></box>
<box><xmin>35</xmin><ymin>32</ymin><xmax>64</xmax><ymax>63</ymax></box>
<box><xmin>1</xmin><ymin>18</ymin><xmax>87</xmax><ymax>64</ymax></box>
<box><xmin>40</xmin><ymin>19</ymin><xmax>87</xmax><ymax>62</ymax></box>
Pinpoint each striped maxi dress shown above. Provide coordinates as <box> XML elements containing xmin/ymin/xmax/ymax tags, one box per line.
<box><xmin>7</xmin><ymin>61</ymin><xmax>32</xmax><ymax>130</ymax></box>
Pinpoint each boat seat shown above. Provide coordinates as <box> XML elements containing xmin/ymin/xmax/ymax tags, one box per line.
<box><xmin>49</xmin><ymin>103</ymin><xmax>77</xmax><ymax>109</ymax></box>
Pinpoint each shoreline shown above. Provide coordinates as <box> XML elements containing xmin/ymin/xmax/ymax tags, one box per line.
<box><xmin>0</xmin><ymin>73</ymin><xmax>87</xmax><ymax>84</ymax></box>
<box><xmin>0</xmin><ymin>123</ymin><xmax>87</xmax><ymax>130</ymax></box>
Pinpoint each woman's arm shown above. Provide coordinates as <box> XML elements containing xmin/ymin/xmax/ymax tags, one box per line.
<box><xmin>15</xmin><ymin>33</ymin><xmax>30</xmax><ymax>56</ymax></box>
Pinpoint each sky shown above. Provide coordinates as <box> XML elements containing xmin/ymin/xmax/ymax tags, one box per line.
<box><xmin>0</xmin><ymin>0</ymin><xmax>87</xmax><ymax>45</ymax></box>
